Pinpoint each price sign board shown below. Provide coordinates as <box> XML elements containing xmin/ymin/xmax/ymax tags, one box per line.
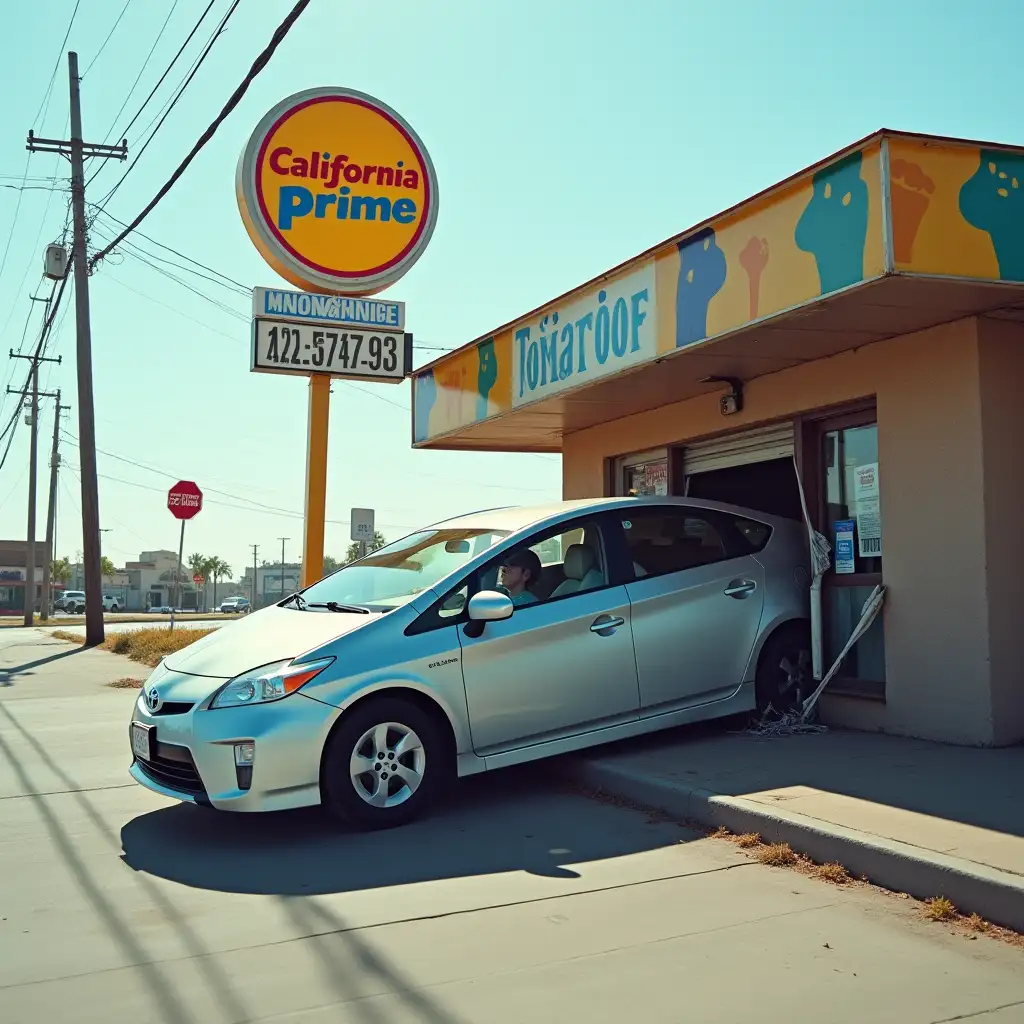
<box><xmin>251</xmin><ymin>318</ymin><xmax>411</xmax><ymax>383</ymax></box>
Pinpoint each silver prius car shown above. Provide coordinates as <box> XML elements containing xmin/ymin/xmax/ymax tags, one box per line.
<box><xmin>129</xmin><ymin>497</ymin><xmax>811</xmax><ymax>829</ymax></box>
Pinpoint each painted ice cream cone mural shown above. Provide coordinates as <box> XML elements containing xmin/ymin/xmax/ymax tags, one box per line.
<box><xmin>739</xmin><ymin>237</ymin><xmax>769</xmax><ymax>319</ymax></box>
<box><xmin>890</xmin><ymin>159</ymin><xmax>935</xmax><ymax>264</ymax></box>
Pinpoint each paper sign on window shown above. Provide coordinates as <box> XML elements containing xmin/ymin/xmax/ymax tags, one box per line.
<box><xmin>644</xmin><ymin>462</ymin><xmax>668</xmax><ymax>496</ymax></box>
<box><xmin>834</xmin><ymin>519</ymin><xmax>856</xmax><ymax>574</ymax></box>
<box><xmin>853</xmin><ymin>462</ymin><xmax>882</xmax><ymax>557</ymax></box>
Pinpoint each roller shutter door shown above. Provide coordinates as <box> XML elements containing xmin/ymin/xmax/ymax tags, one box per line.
<box><xmin>682</xmin><ymin>422</ymin><xmax>794</xmax><ymax>477</ymax></box>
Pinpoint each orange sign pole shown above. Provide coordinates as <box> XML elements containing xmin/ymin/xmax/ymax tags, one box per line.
<box><xmin>301</xmin><ymin>374</ymin><xmax>331</xmax><ymax>587</ymax></box>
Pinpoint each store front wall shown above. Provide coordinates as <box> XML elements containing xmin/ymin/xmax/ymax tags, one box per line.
<box><xmin>562</xmin><ymin>316</ymin><xmax>1024</xmax><ymax>747</ymax></box>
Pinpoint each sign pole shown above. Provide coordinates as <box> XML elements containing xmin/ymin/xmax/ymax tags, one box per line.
<box><xmin>170</xmin><ymin>519</ymin><xmax>185</xmax><ymax>634</ymax></box>
<box><xmin>301</xmin><ymin>374</ymin><xmax>330</xmax><ymax>588</ymax></box>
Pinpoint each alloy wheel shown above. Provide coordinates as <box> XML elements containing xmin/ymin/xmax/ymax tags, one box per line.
<box><xmin>349</xmin><ymin>721</ymin><xmax>426</xmax><ymax>809</ymax></box>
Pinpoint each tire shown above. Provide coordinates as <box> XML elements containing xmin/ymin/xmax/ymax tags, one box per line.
<box><xmin>755</xmin><ymin>622</ymin><xmax>813</xmax><ymax>717</ymax></box>
<box><xmin>321</xmin><ymin>696</ymin><xmax>448</xmax><ymax>830</ymax></box>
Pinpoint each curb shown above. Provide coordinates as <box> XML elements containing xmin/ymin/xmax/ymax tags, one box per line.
<box><xmin>558</xmin><ymin>757</ymin><xmax>1024</xmax><ymax>933</ymax></box>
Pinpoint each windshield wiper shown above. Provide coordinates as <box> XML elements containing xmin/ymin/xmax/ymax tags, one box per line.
<box><xmin>306</xmin><ymin>601</ymin><xmax>371</xmax><ymax>614</ymax></box>
<box><xmin>281</xmin><ymin>593</ymin><xmax>307</xmax><ymax>609</ymax></box>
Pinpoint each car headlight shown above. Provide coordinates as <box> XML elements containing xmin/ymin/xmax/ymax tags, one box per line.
<box><xmin>208</xmin><ymin>657</ymin><xmax>334</xmax><ymax>710</ymax></box>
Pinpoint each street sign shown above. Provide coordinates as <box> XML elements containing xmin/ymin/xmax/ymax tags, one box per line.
<box><xmin>192</xmin><ymin>573</ymin><xmax>204</xmax><ymax>585</ymax></box>
<box><xmin>252</xmin><ymin>287</ymin><xmax>405</xmax><ymax>330</ymax></box>
<box><xmin>251</xmin><ymin>319</ymin><xmax>411</xmax><ymax>383</ymax></box>
<box><xmin>351</xmin><ymin>508</ymin><xmax>375</xmax><ymax>543</ymax></box>
<box><xmin>167</xmin><ymin>481</ymin><xmax>203</xmax><ymax>520</ymax></box>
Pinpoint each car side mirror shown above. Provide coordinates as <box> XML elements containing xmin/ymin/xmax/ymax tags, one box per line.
<box><xmin>464</xmin><ymin>590</ymin><xmax>513</xmax><ymax>637</ymax></box>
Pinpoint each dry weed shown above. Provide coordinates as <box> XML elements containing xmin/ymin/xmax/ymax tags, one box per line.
<box><xmin>755</xmin><ymin>842</ymin><xmax>797</xmax><ymax>867</ymax></box>
<box><xmin>814</xmin><ymin>862</ymin><xmax>851</xmax><ymax>885</ymax></box>
<box><xmin>106</xmin><ymin>677</ymin><xmax>145</xmax><ymax>689</ymax></box>
<box><xmin>925</xmin><ymin>897</ymin><xmax>958</xmax><ymax>921</ymax></box>
<box><xmin>736</xmin><ymin>833</ymin><xmax>762</xmax><ymax>848</ymax></box>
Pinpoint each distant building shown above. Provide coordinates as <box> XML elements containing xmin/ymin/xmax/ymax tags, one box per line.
<box><xmin>240</xmin><ymin>562</ymin><xmax>301</xmax><ymax>609</ymax></box>
<box><xmin>0</xmin><ymin>540</ymin><xmax>62</xmax><ymax>615</ymax></box>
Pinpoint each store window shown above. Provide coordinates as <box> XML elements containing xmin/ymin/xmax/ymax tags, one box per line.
<box><xmin>614</xmin><ymin>448</ymin><xmax>669</xmax><ymax>497</ymax></box>
<box><xmin>813</xmin><ymin>411</ymin><xmax>886</xmax><ymax>697</ymax></box>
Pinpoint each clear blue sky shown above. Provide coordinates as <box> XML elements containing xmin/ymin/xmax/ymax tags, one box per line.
<box><xmin>0</xmin><ymin>0</ymin><xmax>1020</xmax><ymax>575</ymax></box>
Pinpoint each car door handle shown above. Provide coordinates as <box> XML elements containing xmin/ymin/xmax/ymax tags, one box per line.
<box><xmin>590</xmin><ymin>615</ymin><xmax>625</xmax><ymax>634</ymax></box>
<box><xmin>724</xmin><ymin>579</ymin><xmax>757</xmax><ymax>599</ymax></box>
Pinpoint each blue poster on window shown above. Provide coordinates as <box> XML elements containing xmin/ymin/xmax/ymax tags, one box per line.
<box><xmin>834</xmin><ymin>519</ymin><xmax>856</xmax><ymax>574</ymax></box>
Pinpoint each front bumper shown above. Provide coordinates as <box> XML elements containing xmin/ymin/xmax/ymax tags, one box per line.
<box><xmin>129</xmin><ymin>685</ymin><xmax>339</xmax><ymax>812</ymax></box>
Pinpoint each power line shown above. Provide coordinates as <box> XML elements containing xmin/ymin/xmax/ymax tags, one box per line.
<box><xmin>83</xmin><ymin>0</ymin><xmax>136</xmax><ymax>77</ymax></box>
<box><xmin>31</xmin><ymin>0</ymin><xmax>83</xmax><ymax>130</ymax></box>
<box><xmin>116</xmin><ymin>0</ymin><xmax>218</xmax><ymax>143</ymax></box>
<box><xmin>95</xmin><ymin>0</ymin><xmax>242</xmax><ymax>206</ymax></box>
<box><xmin>88</xmin><ymin>0</ymin><xmax>185</xmax><ymax>171</ymax></box>
<box><xmin>90</xmin><ymin>0</ymin><xmax>311</xmax><ymax>268</ymax></box>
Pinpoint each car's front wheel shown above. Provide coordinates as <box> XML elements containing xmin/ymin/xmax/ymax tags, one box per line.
<box><xmin>321</xmin><ymin>696</ymin><xmax>447</xmax><ymax>830</ymax></box>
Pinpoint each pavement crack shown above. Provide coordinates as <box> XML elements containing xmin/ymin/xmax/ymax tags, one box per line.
<box><xmin>928</xmin><ymin>1000</ymin><xmax>1024</xmax><ymax>1022</ymax></box>
<box><xmin>0</xmin><ymin>782</ymin><xmax>138</xmax><ymax>801</ymax></box>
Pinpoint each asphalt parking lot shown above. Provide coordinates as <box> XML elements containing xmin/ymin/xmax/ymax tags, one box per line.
<box><xmin>1</xmin><ymin>634</ymin><xmax>1022</xmax><ymax>1023</ymax></box>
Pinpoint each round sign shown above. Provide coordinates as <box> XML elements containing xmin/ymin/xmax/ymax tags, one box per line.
<box><xmin>236</xmin><ymin>87</ymin><xmax>438</xmax><ymax>296</ymax></box>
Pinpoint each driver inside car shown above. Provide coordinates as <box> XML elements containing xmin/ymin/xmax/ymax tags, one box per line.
<box><xmin>497</xmin><ymin>548</ymin><xmax>542</xmax><ymax>606</ymax></box>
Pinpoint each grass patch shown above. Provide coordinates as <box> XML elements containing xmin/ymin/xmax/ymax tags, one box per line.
<box><xmin>51</xmin><ymin>626</ymin><xmax>214</xmax><ymax>667</ymax></box>
<box><xmin>814</xmin><ymin>861</ymin><xmax>851</xmax><ymax>885</ymax></box>
<box><xmin>735</xmin><ymin>832</ymin><xmax>762</xmax><ymax>849</ymax></box>
<box><xmin>755</xmin><ymin>842</ymin><xmax>798</xmax><ymax>867</ymax></box>
<box><xmin>103</xmin><ymin>627</ymin><xmax>214</xmax><ymax>667</ymax></box>
<box><xmin>925</xmin><ymin>896</ymin><xmax>958</xmax><ymax>921</ymax></box>
<box><xmin>966</xmin><ymin>913</ymin><xmax>990</xmax><ymax>933</ymax></box>
<box><xmin>107</xmin><ymin>677</ymin><xmax>145</xmax><ymax>689</ymax></box>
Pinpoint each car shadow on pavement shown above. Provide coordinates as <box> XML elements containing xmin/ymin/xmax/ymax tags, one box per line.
<box><xmin>120</xmin><ymin>763</ymin><xmax>699</xmax><ymax>897</ymax></box>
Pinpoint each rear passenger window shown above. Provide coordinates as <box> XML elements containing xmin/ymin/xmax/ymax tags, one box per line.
<box><xmin>622</xmin><ymin>507</ymin><xmax>772</xmax><ymax>580</ymax></box>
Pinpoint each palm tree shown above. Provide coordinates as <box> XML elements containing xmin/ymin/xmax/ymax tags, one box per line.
<box><xmin>207</xmin><ymin>557</ymin><xmax>232</xmax><ymax>607</ymax></box>
<box><xmin>344</xmin><ymin>531</ymin><xmax>387</xmax><ymax>565</ymax></box>
<box><xmin>187</xmin><ymin>553</ymin><xmax>208</xmax><ymax>612</ymax></box>
<box><xmin>52</xmin><ymin>556</ymin><xmax>72</xmax><ymax>585</ymax></box>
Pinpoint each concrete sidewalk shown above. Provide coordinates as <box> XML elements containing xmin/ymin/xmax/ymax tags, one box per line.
<box><xmin>557</xmin><ymin>722</ymin><xmax>1024</xmax><ymax>932</ymax></box>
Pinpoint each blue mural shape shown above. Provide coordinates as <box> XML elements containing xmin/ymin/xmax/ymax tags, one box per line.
<box><xmin>795</xmin><ymin>150</ymin><xmax>869</xmax><ymax>294</ymax></box>
<box><xmin>476</xmin><ymin>338</ymin><xmax>498</xmax><ymax>420</ymax></box>
<box><xmin>413</xmin><ymin>370</ymin><xmax>437</xmax><ymax>442</ymax></box>
<box><xmin>675</xmin><ymin>227</ymin><xmax>727</xmax><ymax>348</ymax></box>
<box><xmin>959</xmin><ymin>149</ymin><xmax>1024</xmax><ymax>282</ymax></box>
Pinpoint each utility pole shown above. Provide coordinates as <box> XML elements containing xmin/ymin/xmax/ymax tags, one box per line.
<box><xmin>250</xmin><ymin>544</ymin><xmax>259</xmax><ymax>609</ymax></box>
<box><xmin>278</xmin><ymin>537</ymin><xmax>289</xmax><ymax>601</ymax></box>
<box><xmin>27</xmin><ymin>51</ymin><xmax>127</xmax><ymax>645</ymax></box>
<box><xmin>40</xmin><ymin>394</ymin><xmax>70</xmax><ymax>622</ymax></box>
<box><xmin>8</xmin><ymin>351</ymin><xmax>61</xmax><ymax>625</ymax></box>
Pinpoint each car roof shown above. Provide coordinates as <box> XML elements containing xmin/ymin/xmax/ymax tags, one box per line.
<box><xmin>426</xmin><ymin>496</ymin><xmax>800</xmax><ymax>535</ymax></box>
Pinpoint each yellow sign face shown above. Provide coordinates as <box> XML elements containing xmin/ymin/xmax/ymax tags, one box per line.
<box><xmin>237</xmin><ymin>88</ymin><xmax>438</xmax><ymax>296</ymax></box>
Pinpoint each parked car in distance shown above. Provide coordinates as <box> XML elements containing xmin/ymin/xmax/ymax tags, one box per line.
<box><xmin>149</xmin><ymin>605</ymin><xmax>174</xmax><ymax>614</ymax></box>
<box><xmin>102</xmin><ymin>594</ymin><xmax>121</xmax><ymax>612</ymax></box>
<box><xmin>128</xmin><ymin>497</ymin><xmax>812</xmax><ymax>831</ymax></box>
<box><xmin>57</xmin><ymin>590</ymin><xmax>86</xmax><ymax>613</ymax></box>
<box><xmin>219</xmin><ymin>597</ymin><xmax>250</xmax><ymax>614</ymax></box>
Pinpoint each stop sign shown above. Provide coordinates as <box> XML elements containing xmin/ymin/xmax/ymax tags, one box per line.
<box><xmin>192</xmin><ymin>573</ymin><xmax>204</xmax><ymax>585</ymax></box>
<box><xmin>168</xmin><ymin>480</ymin><xmax>203</xmax><ymax>520</ymax></box>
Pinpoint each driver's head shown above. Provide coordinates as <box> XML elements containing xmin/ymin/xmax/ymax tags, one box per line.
<box><xmin>498</xmin><ymin>548</ymin><xmax>542</xmax><ymax>596</ymax></box>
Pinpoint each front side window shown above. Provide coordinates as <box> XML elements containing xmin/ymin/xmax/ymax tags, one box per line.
<box><xmin>302</xmin><ymin>528</ymin><xmax>508</xmax><ymax>611</ymax></box>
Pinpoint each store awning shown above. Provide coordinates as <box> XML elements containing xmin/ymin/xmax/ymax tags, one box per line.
<box><xmin>411</xmin><ymin>130</ymin><xmax>1024</xmax><ymax>453</ymax></box>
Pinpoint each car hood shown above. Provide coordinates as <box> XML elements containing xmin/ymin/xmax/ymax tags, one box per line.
<box><xmin>161</xmin><ymin>604</ymin><xmax>376</xmax><ymax>679</ymax></box>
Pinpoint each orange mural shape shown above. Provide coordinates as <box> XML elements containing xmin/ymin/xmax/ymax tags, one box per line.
<box><xmin>890</xmin><ymin>158</ymin><xmax>936</xmax><ymax>265</ymax></box>
<box><xmin>738</xmin><ymin>237</ymin><xmax>770</xmax><ymax>319</ymax></box>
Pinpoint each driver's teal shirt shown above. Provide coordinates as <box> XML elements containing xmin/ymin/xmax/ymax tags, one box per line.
<box><xmin>512</xmin><ymin>590</ymin><xmax>538</xmax><ymax>606</ymax></box>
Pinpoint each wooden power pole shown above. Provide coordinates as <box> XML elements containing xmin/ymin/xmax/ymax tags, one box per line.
<box><xmin>27</xmin><ymin>52</ymin><xmax>127</xmax><ymax>644</ymax></box>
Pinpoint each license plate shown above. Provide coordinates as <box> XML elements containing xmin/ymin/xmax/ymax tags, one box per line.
<box><xmin>130</xmin><ymin>722</ymin><xmax>152</xmax><ymax>761</ymax></box>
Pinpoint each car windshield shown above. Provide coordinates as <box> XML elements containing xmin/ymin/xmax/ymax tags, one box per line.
<box><xmin>301</xmin><ymin>527</ymin><xmax>509</xmax><ymax>610</ymax></box>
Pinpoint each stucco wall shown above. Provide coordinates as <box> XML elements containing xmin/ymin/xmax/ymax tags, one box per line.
<box><xmin>977</xmin><ymin>317</ymin><xmax>1024</xmax><ymax>745</ymax></box>
<box><xmin>563</xmin><ymin>318</ymin><xmax>1001</xmax><ymax>745</ymax></box>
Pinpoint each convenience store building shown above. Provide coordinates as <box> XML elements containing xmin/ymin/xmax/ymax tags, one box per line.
<box><xmin>411</xmin><ymin>130</ymin><xmax>1024</xmax><ymax>748</ymax></box>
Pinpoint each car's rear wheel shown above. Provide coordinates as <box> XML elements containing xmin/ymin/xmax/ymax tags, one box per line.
<box><xmin>321</xmin><ymin>696</ymin><xmax>447</xmax><ymax>830</ymax></box>
<box><xmin>755</xmin><ymin>622</ymin><xmax>813</xmax><ymax>717</ymax></box>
